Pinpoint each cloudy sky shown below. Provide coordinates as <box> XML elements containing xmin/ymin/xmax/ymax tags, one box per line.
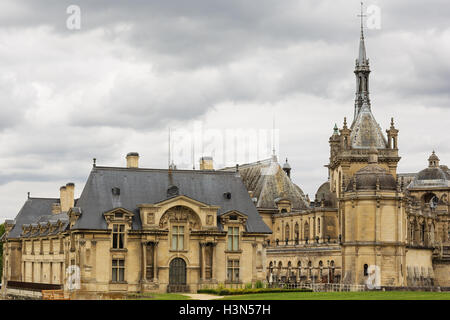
<box><xmin>0</xmin><ymin>0</ymin><xmax>449</xmax><ymax>222</ymax></box>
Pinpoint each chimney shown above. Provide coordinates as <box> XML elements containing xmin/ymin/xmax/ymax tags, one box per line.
<box><xmin>199</xmin><ymin>156</ymin><xmax>213</xmax><ymax>170</ymax></box>
<box><xmin>60</xmin><ymin>183</ymin><xmax>75</xmax><ymax>212</ymax></box>
<box><xmin>126</xmin><ymin>152</ymin><xmax>139</xmax><ymax>168</ymax></box>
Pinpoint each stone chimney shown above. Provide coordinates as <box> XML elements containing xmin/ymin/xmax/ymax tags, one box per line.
<box><xmin>199</xmin><ymin>156</ymin><xmax>213</xmax><ymax>170</ymax></box>
<box><xmin>126</xmin><ymin>152</ymin><xmax>139</xmax><ymax>168</ymax></box>
<box><xmin>60</xmin><ymin>182</ymin><xmax>75</xmax><ymax>212</ymax></box>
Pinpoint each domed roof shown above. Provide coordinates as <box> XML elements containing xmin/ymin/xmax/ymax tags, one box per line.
<box><xmin>416</xmin><ymin>167</ymin><xmax>449</xmax><ymax>181</ymax></box>
<box><xmin>345</xmin><ymin>147</ymin><xmax>397</xmax><ymax>192</ymax></box>
<box><xmin>315</xmin><ymin>182</ymin><xmax>337</xmax><ymax>208</ymax></box>
<box><xmin>409</xmin><ymin>151</ymin><xmax>450</xmax><ymax>188</ymax></box>
<box><xmin>345</xmin><ymin>164</ymin><xmax>397</xmax><ymax>192</ymax></box>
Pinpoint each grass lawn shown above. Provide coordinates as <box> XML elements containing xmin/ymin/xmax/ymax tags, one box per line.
<box><xmin>127</xmin><ymin>292</ymin><xmax>192</xmax><ymax>300</ymax></box>
<box><xmin>217</xmin><ymin>291</ymin><xmax>450</xmax><ymax>300</ymax></box>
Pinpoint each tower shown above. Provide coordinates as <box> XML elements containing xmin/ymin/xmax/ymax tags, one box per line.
<box><xmin>340</xmin><ymin>147</ymin><xmax>407</xmax><ymax>286</ymax></box>
<box><xmin>327</xmin><ymin>5</ymin><xmax>400</xmax><ymax>200</ymax></box>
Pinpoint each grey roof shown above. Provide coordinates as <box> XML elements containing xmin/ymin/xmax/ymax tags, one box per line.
<box><xmin>408</xmin><ymin>165</ymin><xmax>450</xmax><ymax>189</ymax></box>
<box><xmin>350</xmin><ymin>103</ymin><xmax>388</xmax><ymax>149</ymax></box>
<box><xmin>346</xmin><ymin>164</ymin><xmax>397</xmax><ymax>192</ymax></box>
<box><xmin>220</xmin><ymin>158</ymin><xmax>309</xmax><ymax>210</ymax></box>
<box><xmin>73</xmin><ymin>166</ymin><xmax>271</xmax><ymax>233</ymax></box>
<box><xmin>315</xmin><ymin>182</ymin><xmax>337</xmax><ymax>208</ymax></box>
<box><xmin>6</xmin><ymin>198</ymin><xmax>69</xmax><ymax>239</ymax></box>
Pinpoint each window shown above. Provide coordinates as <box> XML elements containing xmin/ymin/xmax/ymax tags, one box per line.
<box><xmin>227</xmin><ymin>259</ymin><xmax>239</xmax><ymax>282</ymax></box>
<box><xmin>49</xmin><ymin>238</ymin><xmax>53</xmax><ymax>254</ymax></box>
<box><xmin>317</xmin><ymin>218</ymin><xmax>321</xmax><ymax>234</ymax></box>
<box><xmin>363</xmin><ymin>264</ymin><xmax>368</xmax><ymax>276</ymax></box>
<box><xmin>227</xmin><ymin>227</ymin><xmax>239</xmax><ymax>251</ymax></box>
<box><xmin>171</xmin><ymin>226</ymin><xmax>184</xmax><ymax>250</ymax></box>
<box><xmin>112</xmin><ymin>224</ymin><xmax>125</xmax><ymax>249</ymax></box>
<box><xmin>420</xmin><ymin>223</ymin><xmax>425</xmax><ymax>243</ymax></box>
<box><xmin>112</xmin><ymin>259</ymin><xmax>125</xmax><ymax>282</ymax></box>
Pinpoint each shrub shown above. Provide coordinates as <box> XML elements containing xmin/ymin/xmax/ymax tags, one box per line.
<box><xmin>255</xmin><ymin>280</ymin><xmax>264</xmax><ymax>289</ymax></box>
<box><xmin>197</xmin><ymin>287</ymin><xmax>312</xmax><ymax>295</ymax></box>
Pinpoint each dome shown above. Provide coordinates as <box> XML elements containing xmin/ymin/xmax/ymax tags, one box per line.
<box><xmin>409</xmin><ymin>151</ymin><xmax>450</xmax><ymax>188</ymax></box>
<box><xmin>416</xmin><ymin>167</ymin><xmax>449</xmax><ymax>181</ymax></box>
<box><xmin>315</xmin><ymin>182</ymin><xmax>337</xmax><ymax>207</ymax></box>
<box><xmin>345</xmin><ymin>164</ymin><xmax>397</xmax><ymax>192</ymax></box>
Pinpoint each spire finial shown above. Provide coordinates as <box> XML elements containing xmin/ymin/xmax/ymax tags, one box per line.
<box><xmin>343</xmin><ymin>117</ymin><xmax>347</xmax><ymax>128</ymax></box>
<box><xmin>359</xmin><ymin>2</ymin><xmax>366</xmax><ymax>35</ymax></box>
<box><xmin>93</xmin><ymin>158</ymin><xmax>96</xmax><ymax>167</ymax></box>
<box><xmin>168</xmin><ymin>127</ymin><xmax>171</xmax><ymax>169</ymax></box>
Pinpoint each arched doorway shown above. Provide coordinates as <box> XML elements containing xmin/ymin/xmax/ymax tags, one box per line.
<box><xmin>168</xmin><ymin>258</ymin><xmax>187</xmax><ymax>292</ymax></box>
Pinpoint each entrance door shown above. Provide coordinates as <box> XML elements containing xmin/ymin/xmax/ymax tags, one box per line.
<box><xmin>168</xmin><ymin>258</ymin><xmax>187</xmax><ymax>292</ymax></box>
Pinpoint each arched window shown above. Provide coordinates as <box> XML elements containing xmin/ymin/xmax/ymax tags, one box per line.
<box><xmin>420</xmin><ymin>223</ymin><xmax>426</xmax><ymax>243</ymax></box>
<box><xmin>294</xmin><ymin>223</ymin><xmax>299</xmax><ymax>240</ymax></box>
<box><xmin>317</xmin><ymin>218</ymin><xmax>321</xmax><ymax>234</ymax></box>
<box><xmin>304</xmin><ymin>221</ymin><xmax>310</xmax><ymax>241</ymax></box>
<box><xmin>285</xmin><ymin>224</ymin><xmax>290</xmax><ymax>241</ymax></box>
<box><xmin>409</xmin><ymin>221</ymin><xmax>415</xmax><ymax>243</ymax></box>
<box><xmin>319</xmin><ymin>261</ymin><xmax>323</xmax><ymax>279</ymax></box>
<box><xmin>363</xmin><ymin>264</ymin><xmax>369</xmax><ymax>276</ymax></box>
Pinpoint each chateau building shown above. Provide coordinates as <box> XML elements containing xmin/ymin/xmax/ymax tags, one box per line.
<box><xmin>1</xmin><ymin>155</ymin><xmax>270</xmax><ymax>298</ymax></box>
<box><xmin>1</xmin><ymin>18</ymin><xmax>450</xmax><ymax>299</ymax></box>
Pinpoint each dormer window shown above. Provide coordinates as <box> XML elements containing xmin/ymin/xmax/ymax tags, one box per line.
<box><xmin>229</xmin><ymin>215</ymin><xmax>237</xmax><ymax>221</ymax></box>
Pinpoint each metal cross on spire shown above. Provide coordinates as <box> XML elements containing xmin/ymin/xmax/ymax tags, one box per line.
<box><xmin>357</xmin><ymin>2</ymin><xmax>367</xmax><ymax>35</ymax></box>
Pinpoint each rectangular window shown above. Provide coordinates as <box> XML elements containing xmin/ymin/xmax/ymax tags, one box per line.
<box><xmin>112</xmin><ymin>224</ymin><xmax>125</xmax><ymax>249</ymax></box>
<box><xmin>171</xmin><ymin>226</ymin><xmax>185</xmax><ymax>250</ymax></box>
<box><xmin>227</xmin><ymin>259</ymin><xmax>240</xmax><ymax>283</ymax></box>
<box><xmin>112</xmin><ymin>259</ymin><xmax>125</xmax><ymax>282</ymax></box>
<box><xmin>227</xmin><ymin>227</ymin><xmax>239</xmax><ymax>251</ymax></box>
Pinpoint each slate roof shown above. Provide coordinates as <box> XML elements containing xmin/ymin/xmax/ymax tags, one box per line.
<box><xmin>350</xmin><ymin>103</ymin><xmax>388</xmax><ymax>149</ymax></box>
<box><xmin>315</xmin><ymin>182</ymin><xmax>337</xmax><ymax>208</ymax></box>
<box><xmin>346</xmin><ymin>164</ymin><xmax>397</xmax><ymax>192</ymax></box>
<box><xmin>6</xmin><ymin>198</ymin><xmax>69</xmax><ymax>239</ymax></box>
<box><xmin>408</xmin><ymin>165</ymin><xmax>450</xmax><ymax>189</ymax></box>
<box><xmin>220</xmin><ymin>157</ymin><xmax>309</xmax><ymax>210</ymax></box>
<box><xmin>72</xmin><ymin>166</ymin><xmax>271</xmax><ymax>233</ymax></box>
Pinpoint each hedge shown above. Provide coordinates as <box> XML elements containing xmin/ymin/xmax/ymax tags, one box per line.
<box><xmin>197</xmin><ymin>287</ymin><xmax>313</xmax><ymax>295</ymax></box>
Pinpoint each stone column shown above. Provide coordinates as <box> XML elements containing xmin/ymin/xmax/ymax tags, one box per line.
<box><xmin>212</xmin><ymin>242</ymin><xmax>218</xmax><ymax>281</ymax></box>
<box><xmin>141</xmin><ymin>241</ymin><xmax>147</xmax><ymax>282</ymax></box>
<box><xmin>153</xmin><ymin>241</ymin><xmax>159</xmax><ymax>282</ymax></box>
<box><xmin>252</xmin><ymin>243</ymin><xmax>257</xmax><ymax>282</ymax></box>
<box><xmin>200</xmin><ymin>242</ymin><xmax>206</xmax><ymax>281</ymax></box>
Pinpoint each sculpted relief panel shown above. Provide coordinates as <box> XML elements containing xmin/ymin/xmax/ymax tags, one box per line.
<box><xmin>159</xmin><ymin>205</ymin><xmax>201</xmax><ymax>230</ymax></box>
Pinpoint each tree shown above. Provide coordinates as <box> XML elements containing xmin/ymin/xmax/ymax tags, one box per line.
<box><xmin>0</xmin><ymin>223</ymin><xmax>4</xmax><ymax>280</ymax></box>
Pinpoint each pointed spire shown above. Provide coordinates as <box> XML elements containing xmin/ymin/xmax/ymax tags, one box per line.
<box><xmin>333</xmin><ymin>123</ymin><xmax>339</xmax><ymax>135</ymax></box>
<box><xmin>357</xmin><ymin>2</ymin><xmax>368</xmax><ymax>67</ymax></box>
<box><xmin>354</xmin><ymin>2</ymin><xmax>371</xmax><ymax>121</ymax></box>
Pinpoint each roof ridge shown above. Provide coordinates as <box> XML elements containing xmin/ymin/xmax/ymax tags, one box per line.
<box><xmin>93</xmin><ymin>166</ymin><xmax>236</xmax><ymax>175</ymax></box>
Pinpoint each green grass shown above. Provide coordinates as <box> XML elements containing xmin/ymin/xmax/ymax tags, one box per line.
<box><xmin>127</xmin><ymin>292</ymin><xmax>192</xmax><ymax>300</ymax></box>
<box><xmin>217</xmin><ymin>291</ymin><xmax>450</xmax><ymax>300</ymax></box>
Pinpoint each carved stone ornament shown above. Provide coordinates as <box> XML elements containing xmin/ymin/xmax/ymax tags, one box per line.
<box><xmin>147</xmin><ymin>212</ymin><xmax>155</xmax><ymax>224</ymax></box>
<box><xmin>159</xmin><ymin>206</ymin><xmax>201</xmax><ymax>230</ymax></box>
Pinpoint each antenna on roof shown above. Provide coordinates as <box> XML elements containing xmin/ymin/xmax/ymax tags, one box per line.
<box><xmin>192</xmin><ymin>136</ymin><xmax>195</xmax><ymax>170</ymax></box>
<box><xmin>168</xmin><ymin>127</ymin><xmax>171</xmax><ymax>169</ymax></box>
<box><xmin>272</xmin><ymin>114</ymin><xmax>275</xmax><ymax>156</ymax></box>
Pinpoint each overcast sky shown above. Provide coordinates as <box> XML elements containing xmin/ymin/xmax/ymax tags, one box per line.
<box><xmin>0</xmin><ymin>0</ymin><xmax>449</xmax><ymax>222</ymax></box>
